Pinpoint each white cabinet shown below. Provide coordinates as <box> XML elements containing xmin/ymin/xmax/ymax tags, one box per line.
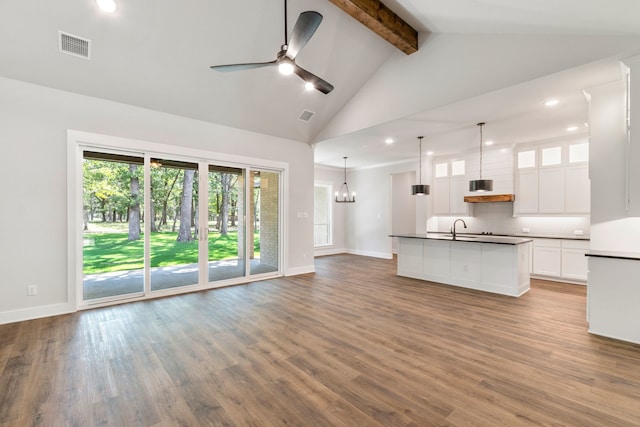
<box><xmin>539</xmin><ymin>168</ymin><xmax>565</xmax><ymax>213</ymax></box>
<box><xmin>514</xmin><ymin>142</ymin><xmax>590</xmax><ymax>215</ymax></box>
<box><xmin>432</xmin><ymin>178</ymin><xmax>450</xmax><ymax>215</ymax></box>
<box><xmin>588</xmin><ymin>255</ymin><xmax>640</xmax><ymax>344</ymax></box>
<box><xmin>531</xmin><ymin>238</ymin><xmax>589</xmax><ymax>282</ymax></box>
<box><xmin>432</xmin><ymin>175</ymin><xmax>468</xmax><ymax>216</ymax></box>
<box><xmin>398</xmin><ymin>238</ymin><xmax>423</xmax><ymax>275</ymax></box>
<box><xmin>561</xmin><ymin>240</ymin><xmax>590</xmax><ymax>281</ymax></box>
<box><xmin>515</xmin><ymin>169</ymin><xmax>538</xmax><ymax>214</ymax></box>
<box><xmin>564</xmin><ymin>165</ymin><xmax>590</xmax><ymax>213</ymax></box>
<box><xmin>396</xmin><ymin>237</ymin><xmax>530</xmax><ymax>297</ymax></box>
<box><xmin>533</xmin><ymin>239</ymin><xmax>562</xmax><ymax>276</ymax></box>
<box><xmin>449</xmin><ymin>176</ymin><xmax>468</xmax><ymax>215</ymax></box>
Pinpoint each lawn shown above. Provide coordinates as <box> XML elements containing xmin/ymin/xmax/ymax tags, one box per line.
<box><xmin>83</xmin><ymin>231</ymin><xmax>259</xmax><ymax>274</ymax></box>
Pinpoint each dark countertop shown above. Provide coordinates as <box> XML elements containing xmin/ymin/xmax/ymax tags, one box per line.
<box><xmin>390</xmin><ymin>233</ymin><xmax>532</xmax><ymax>245</ymax></box>
<box><xmin>585</xmin><ymin>250</ymin><xmax>640</xmax><ymax>261</ymax></box>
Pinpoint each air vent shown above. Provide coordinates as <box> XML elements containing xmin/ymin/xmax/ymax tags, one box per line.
<box><xmin>58</xmin><ymin>31</ymin><xmax>91</xmax><ymax>59</ymax></box>
<box><xmin>298</xmin><ymin>110</ymin><xmax>315</xmax><ymax>122</ymax></box>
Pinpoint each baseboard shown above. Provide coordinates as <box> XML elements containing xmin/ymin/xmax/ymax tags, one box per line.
<box><xmin>285</xmin><ymin>265</ymin><xmax>315</xmax><ymax>276</ymax></box>
<box><xmin>346</xmin><ymin>249</ymin><xmax>393</xmax><ymax>259</ymax></box>
<box><xmin>0</xmin><ymin>302</ymin><xmax>76</xmax><ymax>325</ymax></box>
<box><xmin>314</xmin><ymin>247</ymin><xmax>347</xmax><ymax>257</ymax></box>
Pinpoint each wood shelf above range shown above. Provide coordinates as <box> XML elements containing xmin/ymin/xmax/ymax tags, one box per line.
<box><xmin>464</xmin><ymin>194</ymin><xmax>515</xmax><ymax>203</ymax></box>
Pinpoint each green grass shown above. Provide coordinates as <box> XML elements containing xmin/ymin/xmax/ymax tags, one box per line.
<box><xmin>83</xmin><ymin>231</ymin><xmax>259</xmax><ymax>274</ymax></box>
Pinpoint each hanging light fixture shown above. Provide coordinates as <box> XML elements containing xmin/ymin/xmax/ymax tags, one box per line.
<box><xmin>411</xmin><ymin>136</ymin><xmax>430</xmax><ymax>195</ymax></box>
<box><xmin>335</xmin><ymin>156</ymin><xmax>356</xmax><ymax>203</ymax></box>
<box><xmin>469</xmin><ymin>122</ymin><xmax>494</xmax><ymax>192</ymax></box>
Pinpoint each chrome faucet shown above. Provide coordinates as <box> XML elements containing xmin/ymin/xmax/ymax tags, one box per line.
<box><xmin>452</xmin><ymin>219</ymin><xmax>467</xmax><ymax>240</ymax></box>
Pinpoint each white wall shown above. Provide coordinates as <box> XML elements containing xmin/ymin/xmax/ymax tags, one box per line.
<box><xmin>345</xmin><ymin>160</ymin><xmax>428</xmax><ymax>259</ymax></box>
<box><xmin>0</xmin><ymin>76</ymin><xmax>314</xmax><ymax>324</ymax></box>
<box><xmin>391</xmin><ymin>172</ymin><xmax>417</xmax><ymax>253</ymax></box>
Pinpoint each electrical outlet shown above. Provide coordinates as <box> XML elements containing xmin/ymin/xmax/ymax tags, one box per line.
<box><xmin>574</xmin><ymin>229</ymin><xmax>584</xmax><ymax>236</ymax></box>
<box><xmin>522</xmin><ymin>228</ymin><xmax>530</xmax><ymax>233</ymax></box>
<box><xmin>27</xmin><ymin>285</ymin><xmax>38</xmax><ymax>296</ymax></box>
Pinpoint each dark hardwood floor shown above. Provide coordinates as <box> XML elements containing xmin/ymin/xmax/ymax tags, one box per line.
<box><xmin>1</xmin><ymin>254</ymin><xmax>640</xmax><ymax>426</ymax></box>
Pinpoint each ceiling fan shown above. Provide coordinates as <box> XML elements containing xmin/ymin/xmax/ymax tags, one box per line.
<box><xmin>210</xmin><ymin>0</ymin><xmax>334</xmax><ymax>94</ymax></box>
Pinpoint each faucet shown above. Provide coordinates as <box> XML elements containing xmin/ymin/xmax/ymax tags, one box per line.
<box><xmin>451</xmin><ymin>219</ymin><xmax>467</xmax><ymax>240</ymax></box>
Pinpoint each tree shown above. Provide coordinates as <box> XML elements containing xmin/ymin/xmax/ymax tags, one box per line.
<box><xmin>219</xmin><ymin>173</ymin><xmax>238</xmax><ymax>236</ymax></box>
<box><xmin>177</xmin><ymin>170</ymin><xmax>195</xmax><ymax>242</ymax></box>
<box><xmin>128</xmin><ymin>164</ymin><xmax>141</xmax><ymax>240</ymax></box>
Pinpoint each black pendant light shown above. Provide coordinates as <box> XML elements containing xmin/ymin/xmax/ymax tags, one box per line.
<box><xmin>335</xmin><ymin>156</ymin><xmax>356</xmax><ymax>203</ymax></box>
<box><xmin>469</xmin><ymin>122</ymin><xmax>494</xmax><ymax>192</ymax></box>
<box><xmin>411</xmin><ymin>136</ymin><xmax>430</xmax><ymax>195</ymax></box>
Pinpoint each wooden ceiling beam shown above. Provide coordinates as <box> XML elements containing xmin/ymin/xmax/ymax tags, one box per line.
<box><xmin>327</xmin><ymin>0</ymin><xmax>418</xmax><ymax>54</ymax></box>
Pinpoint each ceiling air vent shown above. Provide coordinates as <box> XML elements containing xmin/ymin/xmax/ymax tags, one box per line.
<box><xmin>298</xmin><ymin>110</ymin><xmax>315</xmax><ymax>122</ymax></box>
<box><xmin>58</xmin><ymin>31</ymin><xmax>91</xmax><ymax>60</ymax></box>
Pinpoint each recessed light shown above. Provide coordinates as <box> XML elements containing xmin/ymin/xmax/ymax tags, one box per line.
<box><xmin>385</xmin><ymin>138</ymin><xmax>394</xmax><ymax>144</ymax></box>
<box><xmin>304</xmin><ymin>82</ymin><xmax>315</xmax><ymax>91</ymax></box>
<box><xmin>484</xmin><ymin>140</ymin><xmax>494</xmax><ymax>146</ymax></box>
<box><xmin>426</xmin><ymin>151</ymin><xmax>434</xmax><ymax>156</ymax></box>
<box><xmin>96</xmin><ymin>0</ymin><xmax>117</xmax><ymax>13</ymax></box>
<box><xmin>544</xmin><ymin>99</ymin><xmax>559</xmax><ymax>107</ymax></box>
<box><xmin>566</xmin><ymin>126</ymin><xmax>578</xmax><ymax>132</ymax></box>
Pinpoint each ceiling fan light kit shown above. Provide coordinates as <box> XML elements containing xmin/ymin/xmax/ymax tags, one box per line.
<box><xmin>210</xmin><ymin>0</ymin><xmax>334</xmax><ymax>94</ymax></box>
<box><xmin>469</xmin><ymin>122</ymin><xmax>494</xmax><ymax>192</ymax></box>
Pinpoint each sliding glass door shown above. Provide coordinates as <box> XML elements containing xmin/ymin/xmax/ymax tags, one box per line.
<box><xmin>149</xmin><ymin>158</ymin><xmax>200</xmax><ymax>291</ymax></box>
<box><xmin>79</xmin><ymin>145</ymin><xmax>282</xmax><ymax>305</ymax></box>
<box><xmin>82</xmin><ymin>151</ymin><xmax>145</xmax><ymax>300</ymax></box>
<box><xmin>249</xmin><ymin>169</ymin><xmax>280</xmax><ymax>276</ymax></box>
<box><xmin>207</xmin><ymin>165</ymin><xmax>246</xmax><ymax>282</ymax></box>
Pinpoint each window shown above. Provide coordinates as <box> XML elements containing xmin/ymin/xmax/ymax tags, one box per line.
<box><xmin>314</xmin><ymin>184</ymin><xmax>332</xmax><ymax>246</ymax></box>
<box><xmin>518</xmin><ymin>150</ymin><xmax>536</xmax><ymax>168</ymax></box>
<box><xmin>435</xmin><ymin>162</ymin><xmax>448</xmax><ymax>178</ymax></box>
<box><xmin>569</xmin><ymin>142</ymin><xmax>589</xmax><ymax>163</ymax></box>
<box><xmin>542</xmin><ymin>146</ymin><xmax>562</xmax><ymax>166</ymax></box>
<box><xmin>451</xmin><ymin>160</ymin><xmax>465</xmax><ymax>176</ymax></box>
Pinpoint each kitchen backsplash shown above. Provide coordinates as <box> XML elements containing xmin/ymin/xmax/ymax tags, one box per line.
<box><xmin>427</xmin><ymin>202</ymin><xmax>590</xmax><ymax>238</ymax></box>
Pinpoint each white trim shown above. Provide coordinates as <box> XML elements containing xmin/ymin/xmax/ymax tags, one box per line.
<box><xmin>315</xmin><ymin>247</ymin><xmax>347</xmax><ymax>257</ymax></box>
<box><xmin>346</xmin><ymin>249</ymin><xmax>393</xmax><ymax>259</ymax></box>
<box><xmin>285</xmin><ymin>265</ymin><xmax>315</xmax><ymax>276</ymax></box>
<box><xmin>0</xmin><ymin>303</ymin><xmax>75</xmax><ymax>325</ymax></box>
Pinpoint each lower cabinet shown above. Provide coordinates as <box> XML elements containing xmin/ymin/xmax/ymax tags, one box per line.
<box><xmin>532</xmin><ymin>238</ymin><xmax>589</xmax><ymax>283</ymax></box>
<box><xmin>397</xmin><ymin>238</ymin><xmax>530</xmax><ymax>297</ymax></box>
<box><xmin>533</xmin><ymin>239</ymin><xmax>561</xmax><ymax>276</ymax></box>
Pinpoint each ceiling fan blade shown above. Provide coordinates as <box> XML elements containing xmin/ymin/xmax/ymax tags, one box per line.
<box><xmin>293</xmin><ymin>64</ymin><xmax>334</xmax><ymax>94</ymax></box>
<box><xmin>286</xmin><ymin>11</ymin><xmax>323</xmax><ymax>59</ymax></box>
<box><xmin>210</xmin><ymin>60</ymin><xmax>277</xmax><ymax>72</ymax></box>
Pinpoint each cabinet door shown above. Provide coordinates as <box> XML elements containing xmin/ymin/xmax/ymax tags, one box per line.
<box><xmin>533</xmin><ymin>239</ymin><xmax>561</xmax><ymax>277</ymax></box>
<box><xmin>432</xmin><ymin>179</ymin><xmax>450</xmax><ymax>215</ymax></box>
<box><xmin>515</xmin><ymin>169</ymin><xmax>539</xmax><ymax>214</ymax></box>
<box><xmin>565</xmin><ymin>165</ymin><xmax>590</xmax><ymax>213</ymax></box>
<box><xmin>539</xmin><ymin>168</ymin><xmax>565</xmax><ymax>213</ymax></box>
<box><xmin>449</xmin><ymin>176</ymin><xmax>468</xmax><ymax>214</ymax></box>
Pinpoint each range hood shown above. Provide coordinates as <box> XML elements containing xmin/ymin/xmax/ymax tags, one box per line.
<box><xmin>464</xmin><ymin>194</ymin><xmax>515</xmax><ymax>203</ymax></box>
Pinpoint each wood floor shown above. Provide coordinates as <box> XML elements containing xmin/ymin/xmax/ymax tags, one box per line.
<box><xmin>1</xmin><ymin>254</ymin><xmax>640</xmax><ymax>426</ymax></box>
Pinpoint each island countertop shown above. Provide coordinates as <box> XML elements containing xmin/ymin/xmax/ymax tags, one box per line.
<box><xmin>390</xmin><ymin>233</ymin><xmax>532</xmax><ymax>245</ymax></box>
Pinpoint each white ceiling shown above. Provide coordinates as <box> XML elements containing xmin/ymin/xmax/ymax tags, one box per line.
<box><xmin>1</xmin><ymin>0</ymin><xmax>639</xmax><ymax>168</ymax></box>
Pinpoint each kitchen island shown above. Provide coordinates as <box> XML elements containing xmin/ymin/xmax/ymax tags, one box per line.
<box><xmin>391</xmin><ymin>233</ymin><xmax>532</xmax><ymax>297</ymax></box>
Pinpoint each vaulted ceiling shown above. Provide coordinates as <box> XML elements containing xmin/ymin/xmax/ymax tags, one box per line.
<box><xmin>1</xmin><ymin>1</ymin><xmax>640</xmax><ymax>168</ymax></box>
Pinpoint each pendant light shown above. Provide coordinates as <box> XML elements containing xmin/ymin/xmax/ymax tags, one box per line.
<box><xmin>469</xmin><ymin>122</ymin><xmax>494</xmax><ymax>192</ymax></box>
<box><xmin>335</xmin><ymin>157</ymin><xmax>356</xmax><ymax>203</ymax></box>
<box><xmin>411</xmin><ymin>136</ymin><xmax>430</xmax><ymax>195</ymax></box>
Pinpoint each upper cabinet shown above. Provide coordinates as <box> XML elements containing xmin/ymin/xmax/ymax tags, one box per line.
<box><xmin>514</xmin><ymin>141</ymin><xmax>590</xmax><ymax>216</ymax></box>
<box><xmin>433</xmin><ymin>160</ymin><xmax>468</xmax><ymax>215</ymax></box>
